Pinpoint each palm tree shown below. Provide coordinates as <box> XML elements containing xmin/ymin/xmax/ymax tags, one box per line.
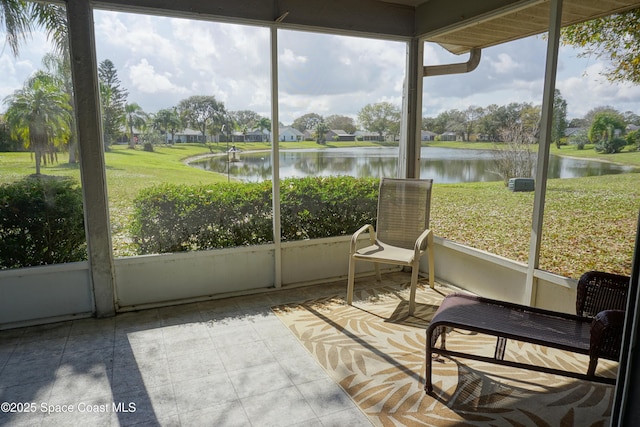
<box><xmin>124</xmin><ymin>103</ymin><xmax>147</xmax><ymax>149</ymax></box>
<box><xmin>1</xmin><ymin>0</ymin><xmax>67</xmax><ymax>56</ymax></box>
<box><xmin>3</xmin><ymin>71</ymin><xmax>71</xmax><ymax>175</ymax></box>
<box><xmin>154</xmin><ymin>108</ymin><xmax>182</xmax><ymax>144</ymax></box>
<box><xmin>1</xmin><ymin>0</ymin><xmax>32</xmax><ymax>56</ymax></box>
<box><xmin>256</xmin><ymin>117</ymin><xmax>271</xmax><ymax>142</ymax></box>
<box><xmin>42</xmin><ymin>51</ymin><xmax>78</xmax><ymax>163</ymax></box>
<box><xmin>313</xmin><ymin>121</ymin><xmax>329</xmax><ymax>145</ymax></box>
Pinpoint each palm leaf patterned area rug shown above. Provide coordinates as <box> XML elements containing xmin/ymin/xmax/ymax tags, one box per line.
<box><xmin>272</xmin><ymin>279</ymin><xmax>618</xmax><ymax>427</ymax></box>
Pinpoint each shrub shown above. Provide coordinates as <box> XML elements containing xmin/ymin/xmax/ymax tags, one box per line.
<box><xmin>0</xmin><ymin>177</ymin><xmax>86</xmax><ymax>269</ymax></box>
<box><xmin>626</xmin><ymin>130</ymin><xmax>640</xmax><ymax>150</ymax></box>
<box><xmin>594</xmin><ymin>137</ymin><xmax>627</xmax><ymax>154</ymax></box>
<box><xmin>568</xmin><ymin>128</ymin><xmax>589</xmax><ymax>150</ymax></box>
<box><xmin>130</xmin><ymin>176</ymin><xmax>379</xmax><ymax>254</ymax></box>
<box><xmin>130</xmin><ymin>181</ymin><xmax>272</xmax><ymax>254</ymax></box>
<box><xmin>280</xmin><ymin>176</ymin><xmax>378</xmax><ymax>240</ymax></box>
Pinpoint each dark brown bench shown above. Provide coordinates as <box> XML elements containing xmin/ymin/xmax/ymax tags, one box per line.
<box><xmin>425</xmin><ymin>271</ymin><xmax>629</xmax><ymax>394</ymax></box>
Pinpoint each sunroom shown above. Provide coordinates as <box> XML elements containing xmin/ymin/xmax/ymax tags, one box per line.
<box><xmin>1</xmin><ymin>0</ymin><xmax>639</xmax><ymax>424</ymax></box>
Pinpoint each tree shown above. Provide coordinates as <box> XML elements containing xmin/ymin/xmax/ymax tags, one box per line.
<box><xmin>435</xmin><ymin>109</ymin><xmax>466</xmax><ymax>141</ymax></box>
<box><xmin>3</xmin><ymin>71</ymin><xmax>71</xmax><ymax>175</ymax></box>
<box><xmin>177</xmin><ymin>95</ymin><xmax>225</xmax><ymax>144</ymax></box>
<box><xmin>1</xmin><ymin>0</ymin><xmax>31</xmax><ymax>56</ymax></box>
<box><xmin>422</xmin><ymin>116</ymin><xmax>445</xmax><ymax>134</ymax></box>
<box><xmin>98</xmin><ymin>59</ymin><xmax>128</xmax><ymax>150</ymax></box>
<box><xmin>358</xmin><ymin>102</ymin><xmax>400</xmax><ymax>141</ymax></box>
<box><xmin>221</xmin><ymin>111</ymin><xmax>237</xmax><ymax>143</ymax></box>
<box><xmin>493</xmin><ymin>122</ymin><xmax>537</xmax><ymax>185</ymax></box>
<box><xmin>561</xmin><ymin>9</ymin><xmax>640</xmax><ymax>84</ymax></box>
<box><xmin>583</xmin><ymin>106</ymin><xmax>621</xmax><ymax>127</ymax></box>
<box><xmin>1</xmin><ymin>1</ymin><xmax>67</xmax><ymax>56</ymax></box>
<box><xmin>124</xmin><ymin>103</ymin><xmax>147</xmax><ymax>149</ymax></box>
<box><xmin>475</xmin><ymin>104</ymin><xmax>503</xmax><ymax>141</ymax></box>
<box><xmin>622</xmin><ymin>110</ymin><xmax>640</xmax><ymax>126</ymax></box>
<box><xmin>231</xmin><ymin>110</ymin><xmax>261</xmax><ymax>133</ymax></box>
<box><xmin>626</xmin><ymin>129</ymin><xmax>640</xmax><ymax>150</ymax></box>
<box><xmin>325</xmin><ymin>115</ymin><xmax>356</xmax><ymax>134</ymax></box>
<box><xmin>568</xmin><ymin>128</ymin><xmax>590</xmax><ymax>150</ymax></box>
<box><xmin>568</xmin><ymin>117</ymin><xmax>588</xmax><ymax>128</ymax></box>
<box><xmin>0</xmin><ymin>113</ymin><xmax>20</xmax><ymax>151</ymax></box>
<box><xmin>519</xmin><ymin>104</ymin><xmax>541</xmax><ymax>142</ymax></box>
<box><xmin>589</xmin><ymin>111</ymin><xmax>627</xmax><ymax>153</ymax></box>
<box><xmin>463</xmin><ymin>106</ymin><xmax>485</xmax><ymax>141</ymax></box>
<box><xmin>256</xmin><ymin>117</ymin><xmax>271</xmax><ymax>142</ymax></box>
<box><xmin>42</xmin><ymin>52</ymin><xmax>78</xmax><ymax>163</ymax></box>
<box><xmin>551</xmin><ymin>89</ymin><xmax>568</xmax><ymax>148</ymax></box>
<box><xmin>292</xmin><ymin>113</ymin><xmax>323</xmax><ymax>133</ymax></box>
<box><xmin>154</xmin><ymin>108</ymin><xmax>182</xmax><ymax>144</ymax></box>
<box><xmin>313</xmin><ymin>121</ymin><xmax>329</xmax><ymax>145</ymax></box>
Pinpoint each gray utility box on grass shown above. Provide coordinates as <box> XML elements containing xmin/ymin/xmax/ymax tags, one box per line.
<box><xmin>508</xmin><ymin>178</ymin><xmax>535</xmax><ymax>192</ymax></box>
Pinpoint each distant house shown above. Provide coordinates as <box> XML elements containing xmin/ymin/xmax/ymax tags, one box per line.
<box><xmin>421</xmin><ymin>130</ymin><xmax>437</xmax><ymax>141</ymax></box>
<box><xmin>246</xmin><ymin>129</ymin><xmax>270</xmax><ymax>142</ymax></box>
<box><xmin>172</xmin><ymin>128</ymin><xmax>205</xmax><ymax>143</ymax></box>
<box><xmin>564</xmin><ymin>127</ymin><xmax>584</xmax><ymax>138</ymax></box>
<box><xmin>439</xmin><ymin>131</ymin><xmax>457</xmax><ymax>141</ymax></box>
<box><xmin>220</xmin><ymin>131</ymin><xmax>247</xmax><ymax>143</ymax></box>
<box><xmin>355</xmin><ymin>131</ymin><xmax>383</xmax><ymax>141</ymax></box>
<box><xmin>627</xmin><ymin>124</ymin><xmax>640</xmax><ymax>132</ymax></box>
<box><xmin>279</xmin><ymin>126</ymin><xmax>303</xmax><ymax>142</ymax></box>
<box><xmin>115</xmin><ymin>125</ymin><xmax>148</xmax><ymax>144</ymax></box>
<box><xmin>326</xmin><ymin>129</ymin><xmax>355</xmax><ymax>141</ymax></box>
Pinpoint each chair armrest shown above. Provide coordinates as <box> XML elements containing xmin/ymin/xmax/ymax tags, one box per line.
<box><xmin>590</xmin><ymin>309</ymin><xmax>625</xmax><ymax>362</ymax></box>
<box><xmin>350</xmin><ymin>224</ymin><xmax>375</xmax><ymax>254</ymax></box>
<box><xmin>414</xmin><ymin>228</ymin><xmax>433</xmax><ymax>257</ymax></box>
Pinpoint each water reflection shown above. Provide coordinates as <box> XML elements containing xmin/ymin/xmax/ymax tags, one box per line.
<box><xmin>189</xmin><ymin>146</ymin><xmax>638</xmax><ymax>183</ymax></box>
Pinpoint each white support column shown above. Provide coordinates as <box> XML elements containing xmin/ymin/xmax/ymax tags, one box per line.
<box><xmin>398</xmin><ymin>38</ymin><xmax>424</xmax><ymax>179</ymax></box>
<box><xmin>524</xmin><ymin>0</ymin><xmax>563</xmax><ymax>306</ymax></box>
<box><xmin>66</xmin><ymin>0</ymin><xmax>116</xmax><ymax>316</ymax></box>
<box><xmin>270</xmin><ymin>26</ymin><xmax>282</xmax><ymax>288</ymax></box>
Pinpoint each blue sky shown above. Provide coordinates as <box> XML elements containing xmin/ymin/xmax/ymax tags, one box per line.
<box><xmin>2</xmin><ymin>9</ymin><xmax>640</xmax><ymax>125</ymax></box>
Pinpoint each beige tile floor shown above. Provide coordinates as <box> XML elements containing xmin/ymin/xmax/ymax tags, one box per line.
<box><xmin>0</xmin><ymin>277</ymin><xmax>385</xmax><ymax>427</ymax></box>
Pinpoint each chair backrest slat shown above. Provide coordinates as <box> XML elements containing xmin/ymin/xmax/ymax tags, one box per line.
<box><xmin>376</xmin><ymin>178</ymin><xmax>433</xmax><ymax>250</ymax></box>
<box><xmin>576</xmin><ymin>270</ymin><xmax>630</xmax><ymax>317</ymax></box>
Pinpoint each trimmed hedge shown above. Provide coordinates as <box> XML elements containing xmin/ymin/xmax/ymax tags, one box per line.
<box><xmin>130</xmin><ymin>176</ymin><xmax>379</xmax><ymax>254</ymax></box>
<box><xmin>0</xmin><ymin>177</ymin><xmax>86</xmax><ymax>269</ymax></box>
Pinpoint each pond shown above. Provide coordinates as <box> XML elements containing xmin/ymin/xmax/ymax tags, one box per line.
<box><xmin>189</xmin><ymin>146</ymin><xmax>638</xmax><ymax>183</ymax></box>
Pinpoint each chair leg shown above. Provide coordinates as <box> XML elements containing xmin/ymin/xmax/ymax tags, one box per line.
<box><xmin>428</xmin><ymin>245</ymin><xmax>435</xmax><ymax>289</ymax></box>
<box><xmin>347</xmin><ymin>256</ymin><xmax>356</xmax><ymax>305</ymax></box>
<box><xmin>408</xmin><ymin>263</ymin><xmax>419</xmax><ymax>315</ymax></box>
<box><xmin>587</xmin><ymin>357</ymin><xmax>598</xmax><ymax>377</ymax></box>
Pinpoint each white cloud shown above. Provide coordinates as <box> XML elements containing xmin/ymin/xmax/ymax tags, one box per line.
<box><xmin>558</xmin><ymin>62</ymin><xmax>640</xmax><ymax>118</ymax></box>
<box><xmin>489</xmin><ymin>53</ymin><xmax>520</xmax><ymax>74</ymax></box>
<box><xmin>128</xmin><ymin>59</ymin><xmax>188</xmax><ymax>94</ymax></box>
<box><xmin>280</xmin><ymin>48</ymin><xmax>308</xmax><ymax>67</ymax></box>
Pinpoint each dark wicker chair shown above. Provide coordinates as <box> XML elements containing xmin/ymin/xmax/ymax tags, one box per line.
<box><xmin>576</xmin><ymin>270</ymin><xmax>630</xmax><ymax>376</ymax></box>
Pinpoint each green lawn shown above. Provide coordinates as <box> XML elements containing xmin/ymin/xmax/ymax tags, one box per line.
<box><xmin>1</xmin><ymin>141</ymin><xmax>638</xmax><ymax>277</ymax></box>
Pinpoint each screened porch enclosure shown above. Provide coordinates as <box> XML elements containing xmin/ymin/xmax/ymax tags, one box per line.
<box><xmin>1</xmin><ymin>0</ymin><xmax>640</xmax><ymax>423</ymax></box>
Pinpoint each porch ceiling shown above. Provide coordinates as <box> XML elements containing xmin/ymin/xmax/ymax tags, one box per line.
<box><xmin>98</xmin><ymin>0</ymin><xmax>640</xmax><ymax>55</ymax></box>
<box><xmin>415</xmin><ymin>0</ymin><xmax>640</xmax><ymax>55</ymax></box>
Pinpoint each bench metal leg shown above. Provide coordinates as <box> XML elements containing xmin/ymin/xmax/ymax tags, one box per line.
<box><xmin>425</xmin><ymin>326</ymin><xmax>447</xmax><ymax>394</ymax></box>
